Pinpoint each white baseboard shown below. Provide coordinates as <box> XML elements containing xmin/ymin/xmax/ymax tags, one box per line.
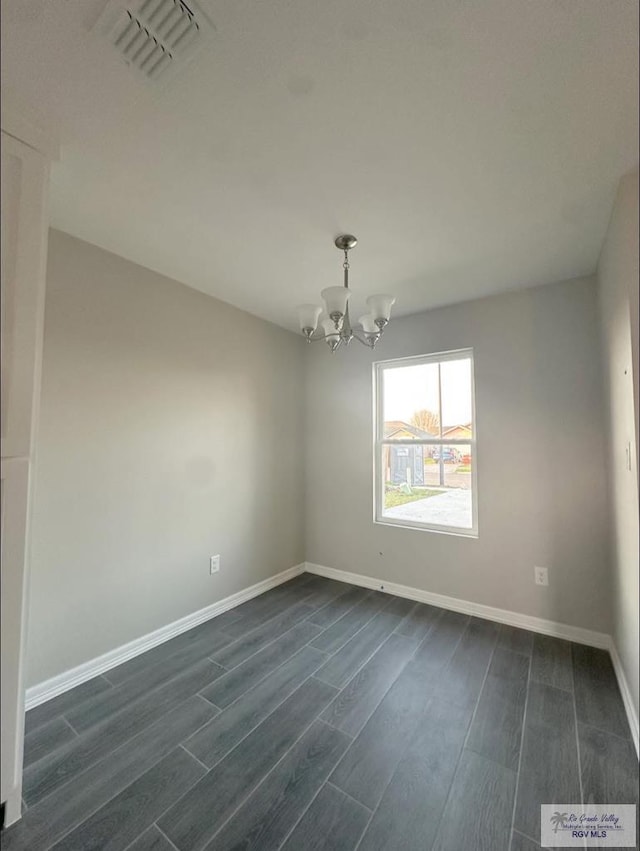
<box><xmin>305</xmin><ymin>562</ymin><xmax>640</xmax><ymax>757</ymax></box>
<box><xmin>26</xmin><ymin>564</ymin><xmax>305</xmax><ymax>710</ymax></box>
<box><xmin>304</xmin><ymin>562</ymin><xmax>610</xmax><ymax>647</ymax></box>
<box><xmin>608</xmin><ymin>640</ymin><xmax>639</xmax><ymax>757</ymax></box>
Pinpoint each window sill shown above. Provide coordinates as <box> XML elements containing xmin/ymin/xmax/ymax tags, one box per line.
<box><xmin>374</xmin><ymin>517</ymin><xmax>479</xmax><ymax>538</ymax></box>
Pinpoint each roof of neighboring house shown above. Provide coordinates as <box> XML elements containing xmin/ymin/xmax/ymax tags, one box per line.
<box><xmin>442</xmin><ymin>423</ymin><xmax>473</xmax><ymax>436</ymax></box>
<box><xmin>383</xmin><ymin>420</ymin><xmax>437</xmax><ymax>439</ymax></box>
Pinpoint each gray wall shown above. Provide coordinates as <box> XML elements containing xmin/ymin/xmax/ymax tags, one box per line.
<box><xmin>27</xmin><ymin>230</ymin><xmax>306</xmax><ymax>686</ymax></box>
<box><xmin>305</xmin><ymin>276</ymin><xmax>612</xmax><ymax>634</ymax></box>
<box><xmin>597</xmin><ymin>170</ymin><xmax>639</xmax><ymax>720</ymax></box>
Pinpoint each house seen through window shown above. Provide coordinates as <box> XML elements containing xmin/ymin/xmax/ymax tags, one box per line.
<box><xmin>374</xmin><ymin>350</ymin><xmax>477</xmax><ymax>535</ymax></box>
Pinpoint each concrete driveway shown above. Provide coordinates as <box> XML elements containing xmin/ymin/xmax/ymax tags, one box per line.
<box><xmin>384</xmin><ymin>489</ymin><xmax>473</xmax><ymax>529</ymax></box>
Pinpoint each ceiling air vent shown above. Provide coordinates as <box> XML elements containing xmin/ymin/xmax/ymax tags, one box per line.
<box><xmin>93</xmin><ymin>0</ymin><xmax>214</xmax><ymax>82</ymax></box>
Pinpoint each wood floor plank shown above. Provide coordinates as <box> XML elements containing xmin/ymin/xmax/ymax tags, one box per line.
<box><xmin>23</xmin><ymin>660</ymin><xmax>222</xmax><ymax>807</ymax></box>
<box><xmin>241</xmin><ymin>580</ymin><xmax>311</xmax><ymax>614</ymax></box>
<box><xmin>104</xmin><ymin>614</ymin><xmax>238</xmax><ymax>687</ymax></box>
<box><xmin>514</xmin><ymin>681</ymin><xmax>581</xmax><ymax>843</ymax></box>
<box><xmin>310</xmin><ymin>593</ymin><xmax>390</xmax><ymax>655</ymax></box>
<box><xmin>158</xmin><ymin>677</ymin><xmax>339</xmax><ymax>851</ymax></box>
<box><xmin>210</xmin><ymin>601</ymin><xmax>315</xmax><ymax>669</ymax></box>
<box><xmin>427</xmin><ymin>616</ymin><xmax>499</xmax><ymax>709</ymax></box>
<box><xmin>184</xmin><ymin>646</ymin><xmax>327</xmax><ymax>768</ymax></box>
<box><xmin>24</xmin><ymin>677</ymin><xmax>113</xmax><ymax>735</ymax></box>
<box><xmin>578</xmin><ymin>723</ymin><xmax>639</xmax><ymax>805</ymax></box>
<box><xmin>207</xmin><ymin>609</ymin><xmax>245</xmax><ymax>628</ymax></box>
<box><xmin>280</xmin><ymin>783</ymin><xmax>370</xmax><ymax>851</ymax></box>
<box><xmin>320</xmin><ymin>634</ymin><xmax>419</xmax><ymax>737</ymax></box>
<box><xmin>357</xmin><ymin>698</ymin><xmax>471</xmax><ymax>851</ymax></box>
<box><xmin>222</xmin><ymin>583</ymin><xmax>323</xmax><ymax>638</ymax></box>
<box><xmin>530</xmin><ymin>634</ymin><xmax>573</xmax><ymax>691</ymax></box>
<box><xmin>497</xmin><ymin>625</ymin><xmax>534</xmax><ymax>656</ymax></box>
<box><xmin>284</xmin><ymin>573</ymin><xmax>320</xmax><ymax>589</ymax></box>
<box><xmin>65</xmin><ymin>641</ymin><xmax>226</xmax><ymax>733</ymax></box>
<box><xmin>379</xmin><ymin>596</ymin><xmax>416</xmax><ymax>617</ymax></box>
<box><xmin>572</xmin><ymin>644</ymin><xmax>630</xmax><ymax>738</ymax></box>
<box><xmin>329</xmin><ymin>660</ymin><xmax>433</xmax><ymax>809</ymax></box>
<box><xmin>126</xmin><ymin>826</ymin><xmax>176</xmax><ymax>851</ymax></box>
<box><xmin>431</xmin><ymin>749</ymin><xmax>516</xmax><ymax>851</ymax></box>
<box><xmin>410</xmin><ymin>609</ymin><xmax>469</xmax><ymax>676</ymax></box>
<box><xmin>2</xmin><ymin>696</ymin><xmax>217</xmax><ymax>851</ymax></box>
<box><xmin>301</xmin><ymin>579</ymin><xmax>360</xmax><ymax>611</ymax></box>
<box><xmin>50</xmin><ymin>748</ymin><xmax>205</xmax><ymax>851</ymax></box>
<box><xmin>286</xmin><ymin>575</ymin><xmax>334</xmax><ymax>596</ymax></box>
<box><xmin>314</xmin><ymin>610</ymin><xmax>408</xmax><ymax>689</ymax></box>
<box><xmin>203</xmin><ymin>721</ymin><xmax>351</xmax><ymax>850</ymax></box>
<box><xmin>510</xmin><ymin>831</ymin><xmax>543</xmax><ymax>851</ymax></box>
<box><xmin>466</xmin><ymin>647</ymin><xmax>529</xmax><ymax>771</ymax></box>
<box><xmin>307</xmin><ymin>588</ymin><xmax>372</xmax><ymax>629</ymax></box>
<box><xmin>394</xmin><ymin>602</ymin><xmax>442</xmax><ymax>641</ymax></box>
<box><xmin>23</xmin><ymin>717</ymin><xmax>77</xmax><ymax>769</ymax></box>
<box><xmin>200</xmin><ymin>621</ymin><xmax>321</xmax><ymax>709</ymax></box>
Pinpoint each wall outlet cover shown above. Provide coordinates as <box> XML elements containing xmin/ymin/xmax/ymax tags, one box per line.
<box><xmin>534</xmin><ymin>566</ymin><xmax>549</xmax><ymax>586</ymax></box>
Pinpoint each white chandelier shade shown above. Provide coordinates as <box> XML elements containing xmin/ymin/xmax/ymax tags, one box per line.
<box><xmin>358</xmin><ymin>314</ymin><xmax>378</xmax><ymax>334</ymax></box>
<box><xmin>366</xmin><ymin>293</ymin><xmax>396</xmax><ymax>323</ymax></box>
<box><xmin>296</xmin><ymin>304</ymin><xmax>323</xmax><ymax>334</ymax></box>
<box><xmin>320</xmin><ymin>286</ymin><xmax>351</xmax><ymax>323</ymax></box>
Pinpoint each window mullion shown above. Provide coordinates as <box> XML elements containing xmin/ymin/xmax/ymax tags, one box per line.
<box><xmin>437</xmin><ymin>362</ymin><xmax>443</xmax><ymax>439</ymax></box>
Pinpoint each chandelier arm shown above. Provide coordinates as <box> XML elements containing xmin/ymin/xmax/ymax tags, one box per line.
<box><xmin>305</xmin><ymin>331</ymin><xmax>345</xmax><ymax>347</ymax></box>
<box><xmin>352</xmin><ymin>330</ymin><xmax>380</xmax><ymax>348</ymax></box>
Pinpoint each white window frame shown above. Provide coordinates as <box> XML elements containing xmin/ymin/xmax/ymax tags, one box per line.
<box><xmin>373</xmin><ymin>348</ymin><xmax>478</xmax><ymax>537</ymax></box>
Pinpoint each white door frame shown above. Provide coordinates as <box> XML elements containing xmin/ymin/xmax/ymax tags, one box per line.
<box><xmin>1</xmin><ymin>111</ymin><xmax>55</xmax><ymax>827</ymax></box>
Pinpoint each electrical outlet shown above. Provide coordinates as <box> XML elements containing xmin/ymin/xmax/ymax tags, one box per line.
<box><xmin>534</xmin><ymin>566</ymin><xmax>549</xmax><ymax>586</ymax></box>
<box><xmin>210</xmin><ymin>555</ymin><xmax>220</xmax><ymax>575</ymax></box>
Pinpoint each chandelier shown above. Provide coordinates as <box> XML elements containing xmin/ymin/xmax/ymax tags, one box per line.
<box><xmin>296</xmin><ymin>235</ymin><xmax>396</xmax><ymax>352</ymax></box>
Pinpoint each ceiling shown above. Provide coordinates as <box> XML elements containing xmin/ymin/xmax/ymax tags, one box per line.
<box><xmin>2</xmin><ymin>0</ymin><xmax>638</xmax><ymax>331</ymax></box>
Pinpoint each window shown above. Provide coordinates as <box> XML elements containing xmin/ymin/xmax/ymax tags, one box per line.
<box><xmin>374</xmin><ymin>349</ymin><xmax>477</xmax><ymax>535</ymax></box>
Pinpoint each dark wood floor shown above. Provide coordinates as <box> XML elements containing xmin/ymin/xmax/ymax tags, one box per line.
<box><xmin>4</xmin><ymin>574</ymin><xmax>638</xmax><ymax>851</ymax></box>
